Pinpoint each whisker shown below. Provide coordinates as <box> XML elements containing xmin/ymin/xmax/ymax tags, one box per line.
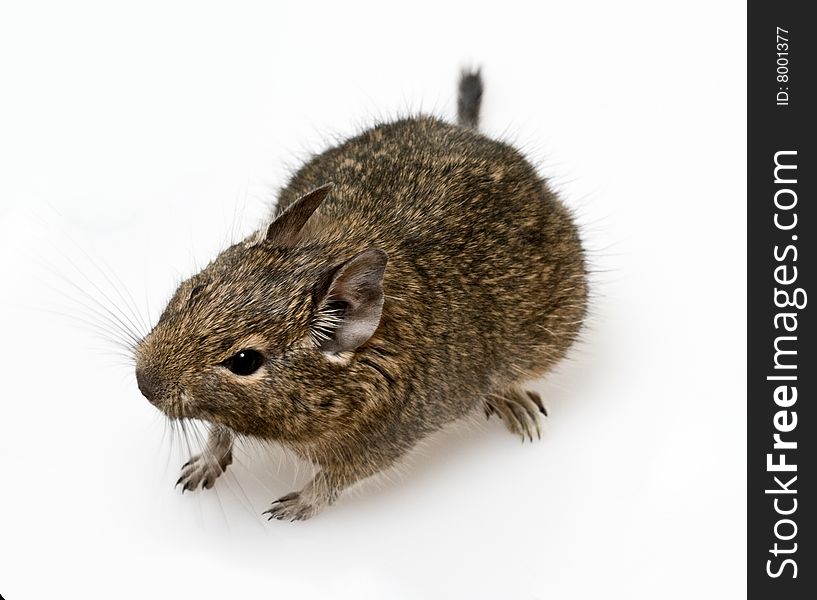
<box><xmin>34</xmin><ymin>209</ymin><xmax>153</xmax><ymax>339</ymax></box>
<box><xmin>39</xmin><ymin>305</ymin><xmax>138</xmax><ymax>353</ymax></box>
<box><xmin>36</xmin><ymin>259</ymin><xmax>144</xmax><ymax>348</ymax></box>
<box><xmin>58</xmin><ymin>251</ymin><xmax>148</xmax><ymax>341</ymax></box>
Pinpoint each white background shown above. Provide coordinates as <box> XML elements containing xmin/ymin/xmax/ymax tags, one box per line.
<box><xmin>0</xmin><ymin>1</ymin><xmax>746</xmax><ymax>598</ymax></box>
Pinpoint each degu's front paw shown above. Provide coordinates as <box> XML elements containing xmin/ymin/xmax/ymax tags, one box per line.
<box><xmin>263</xmin><ymin>491</ymin><xmax>327</xmax><ymax>522</ymax></box>
<box><xmin>176</xmin><ymin>451</ymin><xmax>232</xmax><ymax>492</ymax></box>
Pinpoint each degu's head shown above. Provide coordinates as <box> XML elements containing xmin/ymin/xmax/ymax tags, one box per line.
<box><xmin>134</xmin><ymin>184</ymin><xmax>387</xmax><ymax>439</ymax></box>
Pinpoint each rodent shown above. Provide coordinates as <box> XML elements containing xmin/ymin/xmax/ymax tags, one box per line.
<box><xmin>134</xmin><ymin>69</ymin><xmax>588</xmax><ymax>521</ymax></box>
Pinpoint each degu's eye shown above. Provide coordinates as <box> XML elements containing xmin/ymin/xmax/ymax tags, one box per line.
<box><xmin>222</xmin><ymin>349</ymin><xmax>264</xmax><ymax>376</ymax></box>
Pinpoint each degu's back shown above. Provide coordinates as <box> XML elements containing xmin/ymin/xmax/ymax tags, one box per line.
<box><xmin>276</xmin><ymin>108</ymin><xmax>587</xmax><ymax>399</ymax></box>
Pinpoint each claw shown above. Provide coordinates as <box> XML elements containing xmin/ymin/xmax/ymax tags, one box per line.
<box><xmin>527</xmin><ymin>391</ymin><xmax>548</xmax><ymax>416</ymax></box>
<box><xmin>175</xmin><ymin>476</ymin><xmax>184</xmax><ymax>488</ymax></box>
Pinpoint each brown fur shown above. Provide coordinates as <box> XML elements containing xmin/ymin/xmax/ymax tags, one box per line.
<box><xmin>134</xmin><ymin>71</ymin><xmax>587</xmax><ymax>521</ymax></box>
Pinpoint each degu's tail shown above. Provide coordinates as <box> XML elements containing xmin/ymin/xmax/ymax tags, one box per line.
<box><xmin>457</xmin><ymin>68</ymin><xmax>483</xmax><ymax>129</ymax></box>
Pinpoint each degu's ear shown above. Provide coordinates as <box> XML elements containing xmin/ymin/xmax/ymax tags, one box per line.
<box><xmin>312</xmin><ymin>248</ymin><xmax>388</xmax><ymax>354</ymax></box>
<box><xmin>264</xmin><ymin>183</ymin><xmax>334</xmax><ymax>246</ymax></box>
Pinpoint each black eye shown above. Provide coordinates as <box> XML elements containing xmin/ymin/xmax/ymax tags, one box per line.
<box><xmin>223</xmin><ymin>349</ymin><xmax>264</xmax><ymax>375</ymax></box>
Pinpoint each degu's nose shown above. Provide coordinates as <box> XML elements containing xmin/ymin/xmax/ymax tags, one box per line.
<box><xmin>135</xmin><ymin>367</ymin><xmax>161</xmax><ymax>404</ymax></box>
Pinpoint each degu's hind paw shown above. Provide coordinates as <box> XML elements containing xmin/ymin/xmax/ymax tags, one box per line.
<box><xmin>176</xmin><ymin>450</ymin><xmax>232</xmax><ymax>493</ymax></box>
<box><xmin>484</xmin><ymin>388</ymin><xmax>547</xmax><ymax>442</ymax></box>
